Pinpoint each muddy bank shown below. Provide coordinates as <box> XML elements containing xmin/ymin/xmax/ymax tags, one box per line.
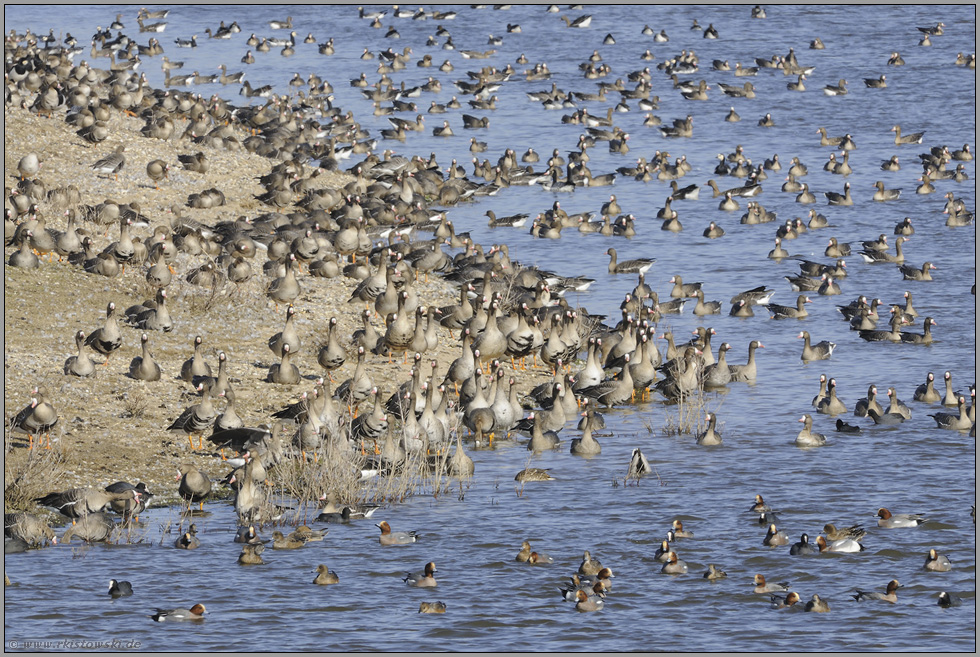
<box><xmin>3</xmin><ymin>92</ymin><xmax>554</xmax><ymax>510</ymax></box>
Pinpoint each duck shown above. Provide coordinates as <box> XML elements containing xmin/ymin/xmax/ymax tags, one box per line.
<box><xmin>876</xmin><ymin>508</ymin><xmax>925</xmax><ymax>528</ymax></box>
<box><xmin>804</xmin><ymin>595</ymin><xmax>831</xmax><ymax>613</ymax></box>
<box><xmin>853</xmin><ymin>579</ymin><xmax>901</xmax><ymax>603</ymax></box>
<box><xmin>771</xmin><ymin>592</ymin><xmax>801</xmax><ymax>609</ymax></box>
<box><xmin>796</xmin><ymin>414</ymin><xmax>827</xmax><ymax>447</ymax></box>
<box><xmin>764</xmin><ymin>523</ymin><xmax>789</xmax><ymax>547</ymax></box>
<box><xmin>151</xmin><ymin>604</ymin><xmax>207</xmax><ymax>621</ymax></box>
<box><xmin>671</xmin><ymin>519</ymin><xmax>694</xmax><ymax>539</ymax></box>
<box><xmin>573</xmin><ymin>587</ymin><xmax>605</xmax><ymax>612</ymax></box>
<box><xmin>661</xmin><ymin>551</ymin><xmax>688</xmax><ymax>574</ymax></box>
<box><xmin>704</xmin><ymin>564</ymin><xmax>727</xmax><ymax>580</ymax></box>
<box><xmin>309</xmin><ymin>564</ymin><xmax>340</xmax><ymax>585</ymax></box>
<box><xmin>238</xmin><ymin>543</ymin><xmax>265</xmax><ymax>565</ymax></box>
<box><xmin>815</xmin><ymin>535</ymin><xmax>864</xmax><ymax>553</ymax></box>
<box><xmin>924</xmin><ymin>549</ymin><xmax>952</xmax><ymax>572</ymax></box>
<box><xmin>798</xmin><ymin>331</ymin><xmax>835</xmax><ymax>361</ymax></box>
<box><xmin>174</xmin><ymin>528</ymin><xmax>201</xmax><ymax>550</ymax></box>
<box><xmin>404</xmin><ymin>561</ymin><xmax>438</xmax><ymax>587</ymax></box>
<box><xmin>377</xmin><ymin>520</ymin><xmax>419</xmax><ymax>545</ymax></box>
<box><xmin>753</xmin><ymin>574</ymin><xmax>790</xmax><ymax>594</ymax></box>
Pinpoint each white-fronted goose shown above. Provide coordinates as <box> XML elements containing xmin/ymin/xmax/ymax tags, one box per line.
<box><xmin>824</xmin><ymin>182</ymin><xmax>853</xmax><ymax>205</ymax></box>
<box><xmin>861</xmin><ymin>235</ymin><xmax>907</xmax><ymax>264</ymax></box>
<box><xmin>64</xmin><ymin>330</ymin><xmax>96</xmax><ymax>377</ymax></box>
<box><xmin>900</xmin><ymin>317</ymin><xmax>936</xmax><ymax>345</ymax></box>
<box><xmin>817</xmin><ymin>378</ymin><xmax>848</xmax><ymax>415</ymax></box>
<box><xmin>768</xmin><ymin>295</ymin><xmax>810</xmax><ymax>319</ymax></box>
<box><xmin>899</xmin><ymin>261</ymin><xmax>935</xmax><ymax>281</ymax></box>
<box><xmin>607</xmin><ymin>248</ymin><xmax>655</xmax><ymax>274</ymax></box>
<box><xmin>873</xmin><ymin>180</ymin><xmax>902</xmax><ymax>202</ymax></box>
<box><xmin>696</xmin><ymin>412</ymin><xmax>722</xmax><ymax>445</ymax></box>
<box><xmin>796</xmin><ymin>414</ymin><xmax>827</xmax><ymax>447</ymax></box>
<box><xmin>854</xmin><ymin>385</ymin><xmax>885</xmax><ymax>418</ymax></box>
<box><xmin>268</xmin><ymin>343</ymin><xmax>301</xmax><ymax>384</ymax></box>
<box><xmin>91</xmin><ymin>145</ymin><xmax>126</xmax><ymax>179</ymax></box>
<box><xmin>891</xmin><ymin>125</ymin><xmax>924</xmax><ymax>145</ymax></box>
<box><xmin>728</xmin><ymin>340</ymin><xmax>764</xmax><ymax>382</ymax></box>
<box><xmin>268</xmin><ymin>305</ymin><xmax>301</xmax><ymax>358</ymax></box>
<box><xmin>798</xmin><ymin>331</ymin><xmax>835</xmax><ymax>361</ymax></box>
<box><xmin>129</xmin><ymin>333</ymin><xmax>162</xmax><ymax>381</ymax></box>
<box><xmin>929</xmin><ymin>396</ymin><xmax>972</xmax><ymax>430</ymax></box>
<box><xmin>85</xmin><ymin>302</ymin><xmax>122</xmax><ymax>364</ymax></box>
<box><xmin>35</xmin><ymin>487</ymin><xmax>138</xmax><ymax>519</ymax></box>
<box><xmin>180</xmin><ymin>335</ymin><xmax>212</xmax><ymax>382</ymax></box>
<box><xmin>177</xmin><ymin>463</ymin><xmax>211</xmax><ymax>510</ymax></box>
<box><xmin>168</xmin><ymin>382</ymin><xmax>220</xmax><ymax>449</ymax></box>
<box><xmin>913</xmin><ymin>372</ymin><xmax>941</xmax><ymax>403</ymax></box>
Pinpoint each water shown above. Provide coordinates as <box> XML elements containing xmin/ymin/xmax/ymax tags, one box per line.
<box><xmin>4</xmin><ymin>4</ymin><xmax>976</xmax><ymax>651</ymax></box>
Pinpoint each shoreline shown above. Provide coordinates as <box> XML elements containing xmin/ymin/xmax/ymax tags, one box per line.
<box><xmin>3</xmin><ymin>72</ymin><xmax>556</xmax><ymax>512</ymax></box>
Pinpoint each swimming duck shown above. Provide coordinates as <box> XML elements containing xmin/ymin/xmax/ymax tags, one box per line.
<box><xmin>377</xmin><ymin>521</ymin><xmax>419</xmax><ymax>545</ymax></box>
<box><xmin>151</xmin><ymin>604</ymin><xmax>206</xmax><ymax>621</ymax></box>
<box><xmin>661</xmin><ymin>551</ymin><xmax>688</xmax><ymax>574</ymax></box>
<box><xmin>923</xmin><ymin>549</ymin><xmax>952</xmax><ymax>572</ymax></box>
<box><xmin>853</xmin><ymin>579</ymin><xmax>901</xmax><ymax>603</ymax></box>
<box><xmin>753</xmin><ymin>574</ymin><xmax>789</xmax><ymax>594</ymax></box>
<box><xmin>404</xmin><ymin>561</ymin><xmax>437</xmax><ymax>587</ymax></box>
<box><xmin>876</xmin><ymin>508</ymin><xmax>925</xmax><ymax>528</ymax></box>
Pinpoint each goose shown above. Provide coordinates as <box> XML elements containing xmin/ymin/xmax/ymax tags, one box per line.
<box><xmin>929</xmin><ymin>396</ymin><xmax>972</xmax><ymax>430</ymax></box>
<box><xmin>607</xmin><ymin>248</ymin><xmax>655</xmax><ymax>274</ymax></box>
<box><xmin>64</xmin><ymin>330</ymin><xmax>96</xmax><ymax>377</ymax></box>
<box><xmin>768</xmin><ymin>295</ymin><xmax>810</xmax><ymax>319</ymax></box>
<box><xmin>899</xmin><ymin>261</ymin><xmax>935</xmax><ymax>281</ymax></box>
<box><xmin>864</xmin><ymin>74</ymin><xmax>887</xmax><ymax>88</ymax></box>
<box><xmin>824</xmin><ymin>182</ymin><xmax>853</xmax><ymax>205</ymax></box>
<box><xmin>891</xmin><ymin>124</ymin><xmax>924</xmax><ymax>144</ymax></box>
<box><xmin>727</xmin><ymin>340</ymin><xmax>764</xmax><ymax>382</ymax></box>
<box><xmin>899</xmin><ymin>317</ymin><xmax>936</xmax><ymax>345</ymax></box>
<box><xmin>696</xmin><ymin>412</ymin><xmax>722</xmax><ymax>445</ymax></box>
<box><xmin>823</xmin><ymin>78</ymin><xmax>848</xmax><ymax>95</ymax></box>
<box><xmin>872</xmin><ymin>180</ymin><xmax>902</xmax><ymax>201</ymax></box>
<box><xmin>796</xmin><ymin>414</ymin><xmax>827</xmax><ymax>447</ymax></box>
<box><xmin>129</xmin><ymin>333</ymin><xmax>162</xmax><ymax>381</ymax></box>
<box><xmin>817</xmin><ymin>378</ymin><xmax>847</xmax><ymax>415</ymax></box>
<box><xmin>861</xmin><ymin>235</ymin><xmax>907</xmax><ymax>264</ymax></box>
<box><xmin>854</xmin><ymin>385</ymin><xmax>885</xmax><ymax>418</ymax></box>
<box><xmin>798</xmin><ymin>331</ymin><xmax>835</xmax><ymax>361</ymax></box>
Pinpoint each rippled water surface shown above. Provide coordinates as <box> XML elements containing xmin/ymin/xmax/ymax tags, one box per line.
<box><xmin>4</xmin><ymin>4</ymin><xmax>976</xmax><ymax>652</ymax></box>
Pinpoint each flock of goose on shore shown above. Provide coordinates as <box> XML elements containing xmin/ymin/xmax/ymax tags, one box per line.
<box><xmin>4</xmin><ymin>4</ymin><xmax>976</xmax><ymax>621</ymax></box>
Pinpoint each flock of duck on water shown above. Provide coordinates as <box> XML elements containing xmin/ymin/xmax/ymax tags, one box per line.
<box><xmin>4</xmin><ymin>4</ymin><xmax>975</xmax><ymax>620</ymax></box>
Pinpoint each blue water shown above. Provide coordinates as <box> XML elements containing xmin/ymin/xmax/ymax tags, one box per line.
<box><xmin>4</xmin><ymin>4</ymin><xmax>976</xmax><ymax>652</ymax></box>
